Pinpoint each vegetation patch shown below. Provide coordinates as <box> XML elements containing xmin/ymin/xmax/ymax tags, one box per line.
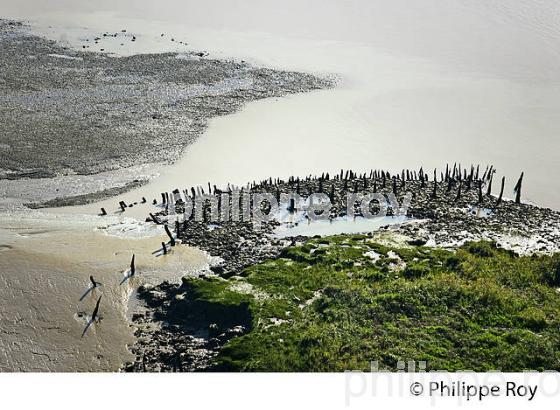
<box><xmin>180</xmin><ymin>237</ymin><xmax>560</xmax><ymax>371</ymax></box>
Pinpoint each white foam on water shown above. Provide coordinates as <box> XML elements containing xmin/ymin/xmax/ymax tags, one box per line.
<box><xmin>96</xmin><ymin>218</ymin><xmax>163</xmax><ymax>239</ymax></box>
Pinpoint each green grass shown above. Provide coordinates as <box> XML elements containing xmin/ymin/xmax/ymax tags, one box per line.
<box><xmin>183</xmin><ymin>237</ymin><xmax>560</xmax><ymax>371</ymax></box>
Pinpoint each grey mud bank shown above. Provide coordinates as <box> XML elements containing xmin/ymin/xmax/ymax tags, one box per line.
<box><xmin>0</xmin><ymin>19</ymin><xmax>333</xmax><ymax>208</ymax></box>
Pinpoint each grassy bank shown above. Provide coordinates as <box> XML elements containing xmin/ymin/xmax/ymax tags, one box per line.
<box><xmin>181</xmin><ymin>236</ymin><xmax>560</xmax><ymax>371</ymax></box>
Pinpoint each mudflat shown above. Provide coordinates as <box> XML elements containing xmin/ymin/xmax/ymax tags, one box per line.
<box><xmin>0</xmin><ymin>19</ymin><xmax>332</xmax><ymax>206</ymax></box>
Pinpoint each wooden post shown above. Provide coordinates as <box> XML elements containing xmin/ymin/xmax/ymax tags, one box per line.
<box><xmin>431</xmin><ymin>169</ymin><xmax>437</xmax><ymax>199</ymax></box>
<box><xmin>162</xmin><ymin>242</ymin><xmax>167</xmax><ymax>255</ymax></box>
<box><xmin>130</xmin><ymin>254</ymin><xmax>136</xmax><ymax>277</ymax></box>
<box><xmin>447</xmin><ymin>177</ymin><xmax>453</xmax><ymax>192</ymax></box>
<box><xmin>288</xmin><ymin>198</ymin><xmax>295</xmax><ymax>214</ymax></box>
<box><xmin>477</xmin><ymin>181</ymin><xmax>483</xmax><ymax>203</ymax></box>
<box><xmin>164</xmin><ymin>224</ymin><xmax>176</xmax><ymax>246</ymax></box>
<box><xmin>497</xmin><ymin>176</ymin><xmax>505</xmax><ymax>206</ymax></box>
<box><xmin>514</xmin><ymin>172</ymin><xmax>524</xmax><ymax>204</ymax></box>
<box><xmin>465</xmin><ymin>166</ymin><xmax>473</xmax><ymax>190</ymax></box>
<box><xmin>455</xmin><ymin>181</ymin><xmax>462</xmax><ymax>202</ymax></box>
<box><xmin>486</xmin><ymin>174</ymin><xmax>493</xmax><ymax>196</ymax></box>
<box><xmin>100</xmin><ymin>207</ymin><xmax>107</xmax><ymax>216</ymax></box>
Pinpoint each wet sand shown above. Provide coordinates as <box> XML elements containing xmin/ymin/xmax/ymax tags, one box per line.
<box><xmin>0</xmin><ymin>213</ymin><xmax>209</xmax><ymax>371</ymax></box>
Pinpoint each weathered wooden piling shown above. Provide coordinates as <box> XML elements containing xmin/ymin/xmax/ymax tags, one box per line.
<box><xmin>455</xmin><ymin>181</ymin><xmax>462</xmax><ymax>202</ymax></box>
<box><xmin>514</xmin><ymin>172</ymin><xmax>524</xmax><ymax>204</ymax></box>
<box><xmin>482</xmin><ymin>166</ymin><xmax>488</xmax><ymax>181</ymax></box>
<box><xmin>100</xmin><ymin>207</ymin><xmax>107</xmax><ymax>216</ymax></box>
<box><xmin>288</xmin><ymin>198</ymin><xmax>295</xmax><ymax>214</ymax></box>
<box><xmin>486</xmin><ymin>174</ymin><xmax>493</xmax><ymax>196</ymax></box>
<box><xmin>466</xmin><ymin>167</ymin><xmax>473</xmax><ymax>190</ymax></box>
<box><xmin>329</xmin><ymin>185</ymin><xmax>335</xmax><ymax>203</ymax></box>
<box><xmin>164</xmin><ymin>224</ymin><xmax>176</xmax><ymax>246</ymax></box>
<box><xmin>119</xmin><ymin>201</ymin><xmax>127</xmax><ymax>212</ymax></box>
<box><xmin>497</xmin><ymin>176</ymin><xmax>505</xmax><ymax>206</ymax></box>
<box><xmin>161</xmin><ymin>242</ymin><xmax>167</xmax><ymax>255</ymax></box>
<box><xmin>420</xmin><ymin>167</ymin><xmax>426</xmax><ymax>188</ymax></box>
<box><xmin>431</xmin><ymin>169</ymin><xmax>437</xmax><ymax>199</ymax></box>
<box><xmin>130</xmin><ymin>254</ymin><xmax>136</xmax><ymax>277</ymax></box>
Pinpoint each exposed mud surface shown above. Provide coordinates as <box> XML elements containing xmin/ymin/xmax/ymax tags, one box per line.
<box><xmin>0</xmin><ymin>19</ymin><xmax>333</xmax><ymax>205</ymax></box>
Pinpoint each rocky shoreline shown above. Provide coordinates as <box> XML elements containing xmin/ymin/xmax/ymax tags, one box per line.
<box><xmin>123</xmin><ymin>166</ymin><xmax>560</xmax><ymax>371</ymax></box>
